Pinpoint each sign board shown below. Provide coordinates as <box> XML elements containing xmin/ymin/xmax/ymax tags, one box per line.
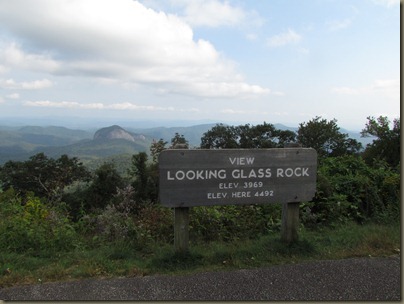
<box><xmin>159</xmin><ymin>148</ymin><xmax>317</xmax><ymax>208</ymax></box>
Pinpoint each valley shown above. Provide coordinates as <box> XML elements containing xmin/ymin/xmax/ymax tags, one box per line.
<box><xmin>0</xmin><ymin>122</ymin><xmax>373</xmax><ymax>170</ymax></box>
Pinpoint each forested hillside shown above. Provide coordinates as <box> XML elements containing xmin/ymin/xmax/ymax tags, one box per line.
<box><xmin>0</xmin><ymin>122</ymin><xmax>374</xmax><ymax>165</ymax></box>
<box><xmin>0</xmin><ymin>124</ymin><xmax>218</xmax><ymax>164</ymax></box>
<box><xmin>0</xmin><ymin>125</ymin><xmax>150</xmax><ymax>165</ymax></box>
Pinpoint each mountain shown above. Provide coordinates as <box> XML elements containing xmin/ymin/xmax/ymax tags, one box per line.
<box><xmin>0</xmin><ymin>126</ymin><xmax>93</xmax><ymax>164</ymax></box>
<box><xmin>0</xmin><ymin>125</ymin><xmax>150</xmax><ymax>165</ymax></box>
<box><xmin>0</xmin><ymin>122</ymin><xmax>375</xmax><ymax>166</ymax></box>
<box><xmin>128</xmin><ymin>123</ymin><xmax>219</xmax><ymax>147</ymax></box>
<box><xmin>93</xmin><ymin>125</ymin><xmax>146</xmax><ymax>142</ymax></box>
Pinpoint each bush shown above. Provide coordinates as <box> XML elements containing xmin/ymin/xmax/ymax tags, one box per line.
<box><xmin>0</xmin><ymin>189</ymin><xmax>78</xmax><ymax>255</ymax></box>
<box><xmin>77</xmin><ymin>195</ymin><xmax>172</xmax><ymax>250</ymax></box>
<box><xmin>190</xmin><ymin>204</ymin><xmax>282</xmax><ymax>242</ymax></box>
<box><xmin>303</xmin><ymin>155</ymin><xmax>400</xmax><ymax>227</ymax></box>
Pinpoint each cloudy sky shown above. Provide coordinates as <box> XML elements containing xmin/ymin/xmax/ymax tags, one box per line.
<box><xmin>0</xmin><ymin>0</ymin><xmax>400</xmax><ymax>130</ymax></box>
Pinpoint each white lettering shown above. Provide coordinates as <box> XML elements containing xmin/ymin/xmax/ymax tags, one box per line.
<box><xmin>276</xmin><ymin>167</ymin><xmax>310</xmax><ymax>178</ymax></box>
<box><xmin>232</xmin><ymin>169</ymin><xmax>241</xmax><ymax>178</ymax></box>
<box><xmin>229</xmin><ymin>157</ymin><xmax>255</xmax><ymax>165</ymax></box>
<box><xmin>167</xmin><ymin>171</ymin><xmax>175</xmax><ymax>180</ymax></box>
<box><xmin>232</xmin><ymin>168</ymin><xmax>272</xmax><ymax>179</ymax></box>
<box><xmin>186</xmin><ymin>170</ymin><xmax>195</xmax><ymax>180</ymax></box>
<box><xmin>285</xmin><ymin>168</ymin><xmax>294</xmax><ymax>177</ymax></box>
<box><xmin>232</xmin><ymin>191</ymin><xmax>251</xmax><ymax>198</ymax></box>
<box><xmin>246</xmin><ymin>157</ymin><xmax>255</xmax><ymax>165</ymax></box>
<box><xmin>219</xmin><ymin>182</ymin><xmax>239</xmax><ymax>189</ymax></box>
<box><xmin>207</xmin><ymin>192</ymin><xmax>228</xmax><ymax>199</ymax></box>
<box><xmin>248</xmin><ymin>169</ymin><xmax>257</xmax><ymax>178</ymax></box>
<box><xmin>166</xmin><ymin>169</ymin><xmax>227</xmax><ymax>181</ymax></box>
<box><xmin>176</xmin><ymin>171</ymin><xmax>185</xmax><ymax>180</ymax></box>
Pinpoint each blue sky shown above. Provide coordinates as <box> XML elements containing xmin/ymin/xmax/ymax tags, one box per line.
<box><xmin>0</xmin><ymin>0</ymin><xmax>400</xmax><ymax>130</ymax></box>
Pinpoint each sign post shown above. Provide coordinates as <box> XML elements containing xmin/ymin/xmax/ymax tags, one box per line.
<box><xmin>281</xmin><ymin>143</ymin><xmax>302</xmax><ymax>243</ymax></box>
<box><xmin>174</xmin><ymin>207</ymin><xmax>189</xmax><ymax>252</ymax></box>
<box><xmin>172</xmin><ymin>144</ymin><xmax>190</xmax><ymax>253</ymax></box>
<box><xmin>281</xmin><ymin>202</ymin><xmax>300</xmax><ymax>243</ymax></box>
<box><xmin>159</xmin><ymin>148</ymin><xmax>317</xmax><ymax>250</ymax></box>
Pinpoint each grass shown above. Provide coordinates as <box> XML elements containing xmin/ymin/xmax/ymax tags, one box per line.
<box><xmin>0</xmin><ymin>221</ymin><xmax>400</xmax><ymax>288</ymax></box>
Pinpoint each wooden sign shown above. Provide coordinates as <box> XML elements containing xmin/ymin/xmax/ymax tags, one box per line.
<box><xmin>159</xmin><ymin>148</ymin><xmax>317</xmax><ymax>208</ymax></box>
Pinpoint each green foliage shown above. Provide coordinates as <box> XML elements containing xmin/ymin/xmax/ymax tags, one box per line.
<box><xmin>361</xmin><ymin>116</ymin><xmax>400</xmax><ymax>167</ymax></box>
<box><xmin>129</xmin><ymin>152</ymin><xmax>159</xmax><ymax>203</ymax></box>
<box><xmin>76</xmin><ymin>198</ymin><xmax>172</xmax><ymax>252</ymax></box>
<box><xmin>86</xmin><ymin>162</ymin><xmax>124</xmax><ymax>210</ymax></box>
<box><xmin>0</xmin><ymin>189</ymin><xmax>78</xmax><ymax>255</ymax></box>
<box><xmin>200</xmin><ymin>122</ymin><xmax>296</xmax><ymax>149</ymax></box>
<box><xmin>135</xmin><ymin>203</ymin><xmax>173</xmax><ymax>243</ymax></box>
<box><xmin>302</xmin><ymin>155</ymin><xmax>400</xmax><ymax>227</ymax></box>
<box><xmin>0</xmin><ymin>153</ymin><xmax>90</xmax><ymax>203</ymax></box>
<box><xmin>190</xmin><ymin>204</ymin><xmax>282</xmax><ymax>242</ymax></box>
<box><xmin>150</xmin><ymin>139</ymin><xmax>168</xmax><ymax>163</ymax></box>
<box><xmin>200</xmin><ymin>124</ymin><xmax>239</xmax><ymax>148</ymax></box>
<box><xmin>170</xmin><ymin>132</ymin><xmax>189</xmax><ymax>148</ymax></box>
<box><xmin>297</xmin><ymin>116</ymin><xmax>362</xmax><ymax>158</ymax></box>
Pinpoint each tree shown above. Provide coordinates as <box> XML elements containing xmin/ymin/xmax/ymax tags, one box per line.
<box><xmin>86</xmin><ymin>162</ymin><xmax>124</xmax><ymax>210</ymax></box>
<box><xmin>200</xmin><ymin>124</ymin><xmax>239</xmax><ymax>149</ymax></box>
<box><xmin>129</xmin><ymin>152</ymin><xmax>149</xmax><ymax>202</ymax></box>
<box><xmin>170</xmin><ymin>133</ymin><xmax>189</xmax><ymax>148</ymax></box>
<box><xmin>150</xmin><ymin>139</ymin><xmax>168</xmax><ymax>163</ymax></box>
<box><xmin>0</xmin><ymin>153</ymin><xmax>90</xmax><ymax>203</ymax></box>
<box><xmin>297</xmin><ymin>116</ymin><xmax>362</xmax><ymax>158</ymax></box>
<box><xmin>238</xmin><ymin>122</ymin><xmax>296</xmax><ymax>148</ymax></box>
<box><xmin>361</xmin><ymin>116</ymin><xmax>400</xmax><ymax>167</ymax></box>
<box><xmin>200</xmin><ymin>122</ymin><xmax>296</xmax><ymax>149</ymax></box>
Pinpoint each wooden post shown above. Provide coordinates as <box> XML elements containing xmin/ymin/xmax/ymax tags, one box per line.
<box><xmin>281</xmin><ymin>142</ymin><xmax>302</xmax><ymax>243</ymax></box>
<box><xmin>281</xmin><ymin>202</ymin><xmax>300</xmax><ymax>243</ymax></box>
<box><xmin>174</xmin><ymin>207</ymin><xmax>189</xmax><ymax>253</ymax></box>
<box><xmin>173</xmin><ymin>143</ymin><xmax>189</xmax><ymax>253</ymax></box>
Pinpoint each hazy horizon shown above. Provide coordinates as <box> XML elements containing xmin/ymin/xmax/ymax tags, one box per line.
<box><xmin>0</xmin><ymin>114</ymin><xmax>371</xmax><ymax>133</ymax></box>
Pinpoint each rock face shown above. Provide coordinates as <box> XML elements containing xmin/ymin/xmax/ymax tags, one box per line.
<box><xmin>93</xmin><ymin>125</ymin><xmax>144</xmax><ymax>142</ymax></box>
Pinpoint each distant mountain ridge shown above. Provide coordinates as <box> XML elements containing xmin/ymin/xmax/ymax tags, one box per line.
<box><xmin>0</xmin><ymin>123</ymin><xmax>374</xmax><ymax>166</ymax></box>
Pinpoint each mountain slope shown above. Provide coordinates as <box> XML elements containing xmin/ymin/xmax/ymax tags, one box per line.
<box><xmin>93</xmin><ymin>125</ymin><xmax>146</xmax><ymax>142</ymax></box>
<box><xmin>0</xmin><ymin>125</ymin><xmax>149</xmax><ymax>164</ymax></box>
<box><xmin>0</xmin><ymin>123</ymin><xmax>375</xmax><ymax>165</ymax></box>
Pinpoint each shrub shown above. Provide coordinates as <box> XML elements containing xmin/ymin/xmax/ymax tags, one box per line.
<box><xmin>304</xmin><ymin>155</ymin><xmax>400</xmax><ymax>227</ymax></box>
<box><xmin>0</xmin><ymin>189</ymin><xmax>78</xmax><ymax>255</ymax></box>
<box><xmin>190</xmin><ymin>204</ymin><xmax>282</xmax><ymax>242</ymax></box>
<box><xmin>78</xmin><ymin>195</ymin><xmax>172</xmax><ymax>250</ymax></box>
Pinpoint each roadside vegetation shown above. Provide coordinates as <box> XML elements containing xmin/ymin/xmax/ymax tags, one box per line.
<box><xmin>0</xmin><ymin>116</ymin><xmax>400</xmax><ymax>287</ymax></box>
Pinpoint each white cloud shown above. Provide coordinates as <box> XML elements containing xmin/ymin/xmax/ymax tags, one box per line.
<box><xmin>24</xmin><ymin>100</ymin><xmax>201</xmax><ymax>113</ymax></box>
<box><xmin>0</xmin><ymin>0</ymin><xmax>268</xmax><ymax>99</ymax></box>
<box><xmin>332</xmin><ymin>78</ymin><xmax>399</xmax><ymax>99</ymax></box>
<box><xmin>267</xmin><ymin>29</ymin><xmax>302</xmax><ymax>48</ymax></box>
<box><xmin>174</xmin><ymin>0</ymin><xmax>246</xmax><ymax>28</ymax></box>
<box><xmin>0</xmin><ymin>78</ymin><xmax>53</xmax><ymax>90</ymax></box>
<box><xmin>0</xmin><ymin>43</ymin><xmax>60</xmax><ymax>73</ymax></box>
<box><xmin>24</xmin><ymin>100</ymin><xmax>102</xmax><ymax>109</ymax></box>
<box><xmin>149</xmin><ymin>0</ymin><xmax>265</xmax><ymax>29</ymax></box>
